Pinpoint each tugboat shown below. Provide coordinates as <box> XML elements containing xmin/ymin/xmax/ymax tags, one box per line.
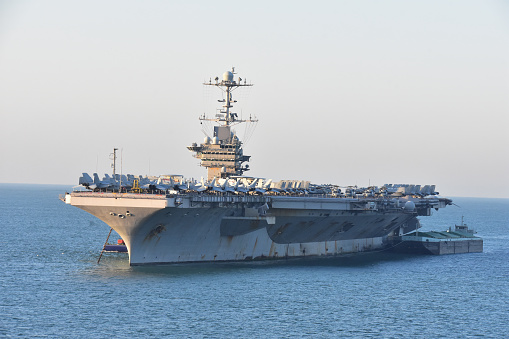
<box><xmin>449</xmin><ymin>216</ymin><xmax>476</xmax><ymax>236</ymax></box>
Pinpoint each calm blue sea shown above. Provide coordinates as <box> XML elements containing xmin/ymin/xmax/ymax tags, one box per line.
<box><xmin>0</xmin><ymin>184</ymin><xmax>508</xmax><ymax>338</ymax></box>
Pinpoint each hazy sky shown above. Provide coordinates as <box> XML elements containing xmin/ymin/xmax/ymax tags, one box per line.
<box><xmin>1</xmin><ymin>0</ymin><xmax>508</xmax><ymax>198</ymax></box>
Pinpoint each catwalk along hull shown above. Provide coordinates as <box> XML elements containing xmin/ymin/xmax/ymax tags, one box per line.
<box><xmin>65</xmin><ymin>192</ymin><xmax>446</xmax><ymax>265</ymax></box>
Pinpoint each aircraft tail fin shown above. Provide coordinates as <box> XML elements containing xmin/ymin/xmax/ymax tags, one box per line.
<box><xmin>79</xmin><ymin>173</ymin><xmax>93</xmax><ymax>185</ymax></box>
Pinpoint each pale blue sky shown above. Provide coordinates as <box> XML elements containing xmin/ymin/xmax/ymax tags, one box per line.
<box><xmin>1</xmin><ymin>0</ymin><xmax>508</xmax><ymax>198</ymax></box>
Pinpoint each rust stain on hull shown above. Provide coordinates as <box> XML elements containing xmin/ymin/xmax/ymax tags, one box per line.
<box><xmin>268</xmin><ymin>241</ymin><xmax>276</xmax><ymax>257</ymax></box>
<box><xmin>144</xmin><ymin>224</ymin><xmax>166</xmax><ymax>241</ymax></box>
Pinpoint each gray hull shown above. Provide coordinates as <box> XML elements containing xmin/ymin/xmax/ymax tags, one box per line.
<box><xmin>65</xmin><ymin>192</ymin><xmax>448</xmax><ymax>265</ymax></box>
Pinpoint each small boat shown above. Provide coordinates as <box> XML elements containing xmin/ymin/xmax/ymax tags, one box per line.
<box><xmin>103</xmin><ymin>239</ymin><xmax>128</xmax><ymax>253</ymax></box>
<box><xmin>448</xmin><ymin>216</ymin><xmax>476</xmax><ymax>235</ymax></box>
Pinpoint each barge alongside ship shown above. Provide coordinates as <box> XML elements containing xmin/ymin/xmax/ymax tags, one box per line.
<box><xmin>390</xmin><ymin>218</ymin><xmax>483</xmax><ymax>255</ymax></box>
<box><xmin>62</xmin><ymin>68</ymin><xmax>453</xmax><ymax>265</ymax></box>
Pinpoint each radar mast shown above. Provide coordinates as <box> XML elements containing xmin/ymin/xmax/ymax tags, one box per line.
<box><xmin>187</xmin><ymin>67</ymin><xmax>257</xmax><ymax>181</ymax></box>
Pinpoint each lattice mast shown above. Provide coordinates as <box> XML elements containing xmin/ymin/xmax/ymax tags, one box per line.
<box><xmin>187</xmin><ymin>67</ymin><xmax>257</xmax><ymax>181</ymax></box>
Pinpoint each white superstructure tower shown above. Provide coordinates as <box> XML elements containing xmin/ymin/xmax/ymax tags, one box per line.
<box><xmin>188</xmin><ymin>68</ymin><xmax>257</xmax><ymax>181</ymax></box>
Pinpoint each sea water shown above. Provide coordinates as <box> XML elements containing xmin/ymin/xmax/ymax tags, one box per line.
<box><xmin>0</xmin><ymin>184</ymin><xmax>508</xmax><ymax>338</ymax></box>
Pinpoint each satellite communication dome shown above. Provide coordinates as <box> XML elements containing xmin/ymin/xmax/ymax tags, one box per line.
<box><xmin>404</xmin><ymin>201</ymin><xmax>416</xmax><ymax>211</ymax></box>
<box><xmin>221</xmin><ymin>167</ymin><xmax>226</xmax><ymax>173</ymax></box>
<box><xmin>212</xmin><ymin>136</ymin><xmax>219</xmax><ymax>144</ymax></box>
<box><xmin>204</xmin><ymin>136</ymin><xmax>211</xmax><ymax>144</ymax></box>
<box><xmin>223</xmin><ymin>71</ymin><xmax>234</xmax><ymax>82</ymax></box>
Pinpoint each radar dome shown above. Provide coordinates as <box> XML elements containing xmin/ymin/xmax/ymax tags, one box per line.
<box><xmin>212</xmin><ymin>136</ymin><xmax>219</xmax><ymax>144</ymax></box>
<box><xmin>223</xmin><ymin>71</ymin><xmax>234</xmax><ymax>82</ymax></box>
<box><xmin>404</xmin><ymin>201</ymin><xmax>416</xmax><ymax>211</ymax></box>
<box><xmin>204</xmin><ymin>136</ymin><xmax>211</xmax><ymax>144</ymax></box>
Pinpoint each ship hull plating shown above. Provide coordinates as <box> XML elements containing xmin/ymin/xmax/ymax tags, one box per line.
<box><xmin>66</xmin><ymin>192</ymin><xmax>424</xmax><ymax>265</ymax></box>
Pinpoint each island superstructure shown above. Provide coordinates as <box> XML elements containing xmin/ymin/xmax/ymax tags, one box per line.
<box><xmin>62</xmin><ymin>68</ymin><xmax>452</xmax><ymax>265</ymax></box>
<box><xmin>187</xmin><ymin>69</ymin><xmax>256</xmax><ymax>180</ymax></box>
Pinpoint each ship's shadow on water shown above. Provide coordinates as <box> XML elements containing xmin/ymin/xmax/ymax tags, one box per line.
<box><xmin>81</xmin><ymin>251</ymin><xmax>424</xmax><ymax>279</ymax></box>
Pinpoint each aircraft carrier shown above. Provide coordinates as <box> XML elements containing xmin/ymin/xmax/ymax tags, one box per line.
<box><xmin>62</xmin><ymin>68</ymin><xmax>452</xmax><ymax>265</ymax></box>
